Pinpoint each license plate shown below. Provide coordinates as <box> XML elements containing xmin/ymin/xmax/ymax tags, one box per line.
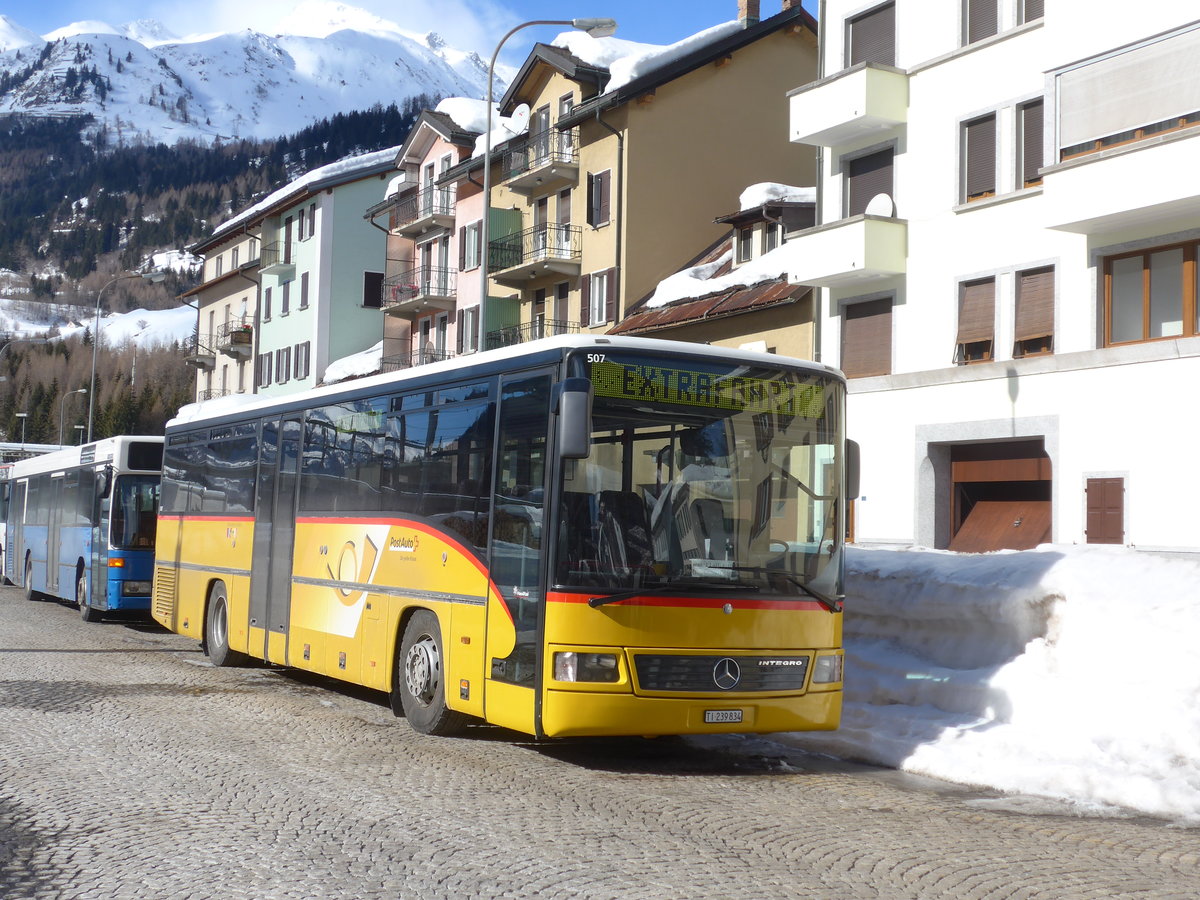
<box><xmin>704</xmin><ymin>709</ymin><xmax>743</xmax><ymax>724</ymax></box>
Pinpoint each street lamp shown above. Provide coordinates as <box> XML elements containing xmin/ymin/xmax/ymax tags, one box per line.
<box><xmin>476</xmin><ymin>16</ymin><xmax>618</xmax><ymax>353</ymax></box>
<box><xmin>60</xmin><ymin>388</ymin><xmax>87</xmax><ymax>446</ymax></box>
<box><xmin>88</xmin><ymin>270</ymin><xmax>165</xmax><ymax>442</ymax></box>
<box><xmin>74</xmin><ymin>425</ymin><xmax>85</xmax><ymax>445</ymax></box>
<box><xmin>15</xmin><ymin>412</ymin><xmax>27</xmax><ymax>447</ymax></box>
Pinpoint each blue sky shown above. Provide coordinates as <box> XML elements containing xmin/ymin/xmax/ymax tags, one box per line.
<box><xmin>4</xmin><ymin>0</ymin><xmax>816</xmax><ymax>63</ymax></box>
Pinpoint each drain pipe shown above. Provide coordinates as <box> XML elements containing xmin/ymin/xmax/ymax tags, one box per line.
<box><xmin>813</xmin><ymin>0</ymin><xmax>827</xmax><ymax>363</ymax></box>
<box><xmin>593</xmin><ymin>108</ymin><xmax>624</xmax><ymax>322</ymax></box>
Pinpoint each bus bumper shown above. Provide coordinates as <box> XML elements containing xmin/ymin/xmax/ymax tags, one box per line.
<box><xmin>540</xmin><ymin>688</ymin><xmax>841</xmax><ymax>738</ymax></box>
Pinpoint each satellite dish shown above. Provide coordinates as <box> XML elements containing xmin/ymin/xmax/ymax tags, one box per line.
<box><xmin>504</xmin><ymin>103</ymin><xmax>530</xmax><ymax>136</ymax></box>
<box><xmin>864</xmin><ymin>192</ymin><xmax>895</xmax><ymax>217</ymax></box>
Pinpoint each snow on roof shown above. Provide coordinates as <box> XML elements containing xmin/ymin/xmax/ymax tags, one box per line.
<box><xmin>434</xmin><ymin>97</ymin><xmax>492</xmax><ymax>135</ymax></box>
<box><xmin>777</xmin><ymin>544</ymin><xmax>1200</xmax><ymax>824</ymax></box>
<box><xmin>740</xmin><ymin>182</ymin><xmax>816</xmax><ymax>210</ymax></box>
<box><xmin>214</xmin><ymin>145</ymin><xmax>401</xmax><ymax>238</ymax></box>
<box><xmin>552</xmin><ymin>20</ymin><xmax>742</xmax><ymax>95</ymax></box>
<box><xmin>646</xmin><ymin>240</ymin><xmax>813</xmax><ymax>309</ymax></box>
<box><xmin>320</xmin><ymin>339</ymin><xmax>382</xmax><ymax>384</ymax></box>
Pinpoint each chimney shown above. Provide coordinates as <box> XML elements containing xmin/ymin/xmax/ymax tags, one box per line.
<box><xmin>781</xmin><ymin>0</ymin><xmax>801</xmax><ymax>9</ymax></box>
<box><xmin>739</xmin><ymin>0</ymin><xmax>760</xmax><ymax>28</ymax></box>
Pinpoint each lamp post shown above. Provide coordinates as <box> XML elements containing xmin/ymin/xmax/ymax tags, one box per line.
<box><xmin>59</xmin><ymin>388</ymin><xmax>87</xmax><ymax>447</ymax></box>
<box><xmin>88</xmin><ymin>270</ymin><xmax>165</xmax><ymax>442</ymax></box>
<box><xmin>476</xmin><ymin>16</ymin><xmax>618</xmax><ymax>354</ymax></box>
<box><xmin>74</xmin><ymin>425</ymin><xmax>85</xmax><ymax>445</ymax></box>
<box><xmin>15</xmin><ymin>412</ymin><xmax>27</xmax><ymax>447</ymax></box>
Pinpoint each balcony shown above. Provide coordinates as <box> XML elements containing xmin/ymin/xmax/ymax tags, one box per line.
<box><xmin>380</xmin><ymin>266</ymin><xmax>457</xmax><ymax>317</ymax></box>
<box><xmin>184</xmin><ymin>334</ymin><xmax>216</xmax><ymax>370</ymax></box>
<box><xmin>489</xmin><ymin>224</ymin><xmax>582</xmax><ymax>287</ymax></box>
<box><xmin>486</xmin><ymin>318</ymin><xmax>579</xmax><ymax>350</ymax></box>
<box><xmin>198</xmin><ymin>389</ymin><xmax>230</xmax><ymax>401</ymax></box>
<box><xmin>388</xmin><ymin>188</ymin><xmax>456</xmax><ymax>236</ymax></box>
<box><xmin>500</xmin><ymin>128</ymin><xmax>580</xmax><ymax>196</ymax></box>
<box><xmin>789</xmin><ymin>63</ymin><xmax>908</xmax><ymax>148</ymax></box>
<box><xmin>215</xmin><ymin>319</ymin><xmax>254</xmax><ymax>358</ymax></box>
<box><xmin>1042</xmin><ymin>129</ymin><xmax>1200</xmax><ymax>235</ymax></box>
<box><xmin>784</xmin><ymin>215</ymin><xmax>907</xmax><ymax>287</ymax></box>
<box><xmin>380</xmin><ymin>345</ymin><xmax>456</xmax><ymax>372</ymax></box>
<box><xmin>260</xmin><ymin>241</ymin><xmax>295</xmax><ymax>279</ymax></box>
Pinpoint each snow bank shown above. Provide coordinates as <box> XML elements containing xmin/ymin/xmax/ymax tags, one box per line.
<box><xmin>321</xmin><ymin>339</ymin><xmax>381</xmax><ymax>384</ymax></box>
<box><xmin>781</xmin><ymin>545</ymin><xmax>1200</xmax><ymax>823</ymax></box>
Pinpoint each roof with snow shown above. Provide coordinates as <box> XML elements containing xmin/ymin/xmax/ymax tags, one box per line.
<box><xmin>497</xmin><ymin>43</ymin><xmax>610</xmax><ymax>115</ymax></box>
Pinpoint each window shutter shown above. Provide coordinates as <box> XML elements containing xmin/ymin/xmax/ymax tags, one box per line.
<box><xmin>957</xmin><ymin>278</ymin><xmax>996</xmax><ymax>345</ymax></box>
<box><xmin>598</xmin><ymin>171</ymin><xmax>611</xmax><ymax>225</ymax></box>
<box><xmin>300</xmin><ymin>271</ymin><xmax>309</xmax><ymax>308</ymax></box>
<box><xmin>848</xmin><ymin>2</ymin><xmax>895</xmax><ymax>66</ymax></box>
<box><xmin>605</xmin><ymin>267</ymin><xmax>617</xmax><ymax>323</ymax></box>
<box><xmin>586</xmin><ymin>173</ymin><xmax>596</xmax><ymax>226</ymax></box>
<box><xmin>841</xmin><ymin>298</ymin><xmax>892</xmax><ymax>378</ymax></box>
<box><xmin>1021</xmin><ymin>100</ymin><xmax>1044</xmax><ymax>187</ymax></box>
<box><xmin>363</xmin><ymin>271</ymin><xmax>383</xmax><ymax>308</ymax></box>
<box><xmin>264</xmin><ymin>286</ymin><xmax>272</xmax><ymax>319</ymax></box>
<box><xmin>581</xmin><ymin>274</ymin><xmax>591</xmax><ymax>327</ymax></box>
<box><xmin>847</xmin><ymin>148</ymin><xmax>894</xmax><ymax>216</ymax></box>
<box><xmin>1021</xmin><ymin>0</ymin><xmax>1043</xmax><ymax>23</ymax></box>
<box><xmin>458</xmin><ymin>226</ymin><xmax>466</xmax><ymax>270</ymax></box>
<box><xmin>964</xmin><ymin>114</ymin><xmax>996</xmax><ymax>200</ymax></box>
<box><xmin>1014</xmin><ymin>267</ymin><xmax>1054</xmax><ymax>342</ymax></box>
<box><xmin>966</xmin><ymin>0</ymin><xmax>998</xmax><ymax>43</ymax></box>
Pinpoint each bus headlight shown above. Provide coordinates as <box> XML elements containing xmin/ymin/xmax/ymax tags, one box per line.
<box><xmin>811</xmin><ymin>653</ymin><xmax>843</xmax><ymax>684</ymax></box>
<box><xmin>121</xmin><ymin>581</ymin><xmax>152</xmax><ymax>596</ymax></box>
<box><xmin>554</xmin><ymin>652</ymin><xmax>619</xmax><ymax>683</ymax></box>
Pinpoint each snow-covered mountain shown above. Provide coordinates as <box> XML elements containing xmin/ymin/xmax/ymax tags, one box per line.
<box><xmin>0</xmin><ymin>1</ymin><xmax>501</xmax><ymax>146</ymax></box>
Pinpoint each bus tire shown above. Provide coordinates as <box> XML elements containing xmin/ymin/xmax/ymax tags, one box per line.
<box><xmin>204</xmin><ymin>583</ymin><xmax>247</xmax><ymax>667</ymax></box>
<box><xmin>77</xmin><ymin>571</ymin><xmax>102</xmax><ymax>623</ymax></box>
<box><xmin>23</xmin><ymin>557</ymin><xmax>37</xmax><ymax>602</ymax></box>
<box><xmin>396</xmin><ymin>610</ymin><xmax>468</xmax><ymax>737</ymax></box>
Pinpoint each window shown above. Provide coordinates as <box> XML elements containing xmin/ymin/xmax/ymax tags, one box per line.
<box><xmin>300</xmin><ymin>271</ymin><xmax>309</xmax><ymax>309</ymax></box>
<box><xmin>962</xmin><ymin>114</ymin><xmax>997</xmax><ymax>202</ymax></box>
<box><xmin>308</xmin><ymin>202</ymin><xmax>316</xmax><ymax>238</ymax></box>
<box><xmin>459</xmin><ymin>306</ymin><xmax>479</xmax><ymax>354</ymax></box>
<box><xmin>237</xmin><ymin>360</ymin><xmax>246</xmax><ymax>392</ymax></box>
<box><xmin>1019</xmin><ymin>100</ymin><xmax>1044</xmax><ymax>188</ymax></box>
<box><xmin>1020</xmin><ymin>0</ymin><xmax>1044</xmax><ymax>24</ymax></box>
<box><xmin>737</xmin><ymin>226</ymin><xmax>753</xmax><ymax>263</ymax></box>
<box><xmin>281</xmin><ymin>280</ymin><xmax>291</xmax><ymax>316</ymax></box>
<box><xmin>956</xmin><ymin>277</ymin><xmax>995</xmax><ymax>363</ymax></box>
<box><xmin>298</xmin><ymin>207</ymin><xmax>306</xmax><ymax>241</ymax></box>
<box><xmin>232</xmin><ymin>247</ymin><xmax>239</xmax><ymax>268</ymax></box>
<box><xmin>263</xmin><ymin>286</ymin><xmax>272</xmax><ymax>321</ymax></box>
<box><xmin>214</xmin><ymin>255</ymin><xmax>223</xmax><ymax>278</ymax></box>
<box><xmin>847</xmin><ymin>2</ymin><xmax>895</xmax><ymax>67</ymax></box>
<box><xmin>363</xmin><ymin>271</ymin><xmax>384</xmax><ymax>309</ymax></box>
<box><xmin>275</xmin><ymin>347</ymin><xmax>291</xmax><ymax>383</ymax></box>
<box><xmin>587</xmin><ymin>170</ymin><xmax>611</xmax><ymax>227</ymax></box>
<box><xmin>1105</xmin><ymin>242</ymin><xmax>1199</xmax><ymax>346</ymax></box>
<box><xmin>1014</xmin><ymin>266</ymin><xmax>1054</xmax><ymax>357</ymax></box>
<box><xmin>964</xmin><ymin>0</ymin><xmax>998</xmax><ymax>45</ymax></box>
<box><xmin>845</xmin><ymin>147</ymin><xmax>894</xmax><ymax>217</ymax></box>
<box><xmin>294</xmin><ymin>341</ymin><xmax>311</xmax><ymax>380</ymax></box>
<box><xmin>581</xmin><ymin>269</ymin><xmax>614</xmax><ymax>326</ymax></box>
<box><xmin>763</xmin><ymin>222</ymin><xmax>780</xmax><ymax>255</ymax></box>
<box><xmin>841</xmin><ymin>298</ymin><xmax>892</xmax><ymax>377</ymax></box>
<box><xmin>257</xmin><ymin>352</ymin><xmax>272</xmax><ymax>387</ymax></box>
<box><xmin>459</xmin><ymin>221</ymin><xmax>481</xmax><ymax>270</ymax></box>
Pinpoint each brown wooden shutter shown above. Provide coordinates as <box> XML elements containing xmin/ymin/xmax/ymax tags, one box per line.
<box><xmin>964</xmin><ymin>114</ymin><xmax>996</xmax><ymax>200</ymax></box>
<box><xmin>581</xmin><ymin>274</ymin><xmax>591</xmax><ymax>327</ymax></box>
<box><xmin>848</xmin><ymin>2</ymin><xmax>895</xmax><ymax>66</ymax></box>
<box><xmin>598</xmin><ymin>171</ymin><xmax>611</xmax><ymax>225</ymax></box>
<box><xmin>847</xmin><ymin>148</ymin><xmax>893</xmax><ymax>216</ymax></box>
<box><xmin>957</xmin><ymin>278</ymin><xmax>995</xmax><ymax>344</ymax></box>
<box><xmin>966</xmin><ymin>0</ymin><xmax>998</xmax><ymax>43</ymax></box>
<box><xmin>458</xmin><ymin>226</ymin><xmax>466</xmax><ymax>270</ymax></box>
<box><xmin>300</xmin><ymin>271</ymin><xmax>309</xmax><ymax>308</ymax></box>
<box><xmin>1021</xmin><ymin>100</ymin><xmax>1044</xmax><ymax>187</ymax></box>
<box><xmin>1014</xmin><ymin>267</ymin><xmax>1054</xmax><ymax>342</ymax></box>
<box><xmin>605</xmin><ymin>268</ymin><xmax>617</xmax><ymax>323</ymax></box>
<box><xmin>841</xmin><ymin>298</ymin><xmax>892</xmax><ymax>378</ymax></box>
<box><xmin>1086</xmin><ymin>477</ymin><xmax>1124</xmax><ymax>544</ymax></box>
<box><xmin>1022</xmin><ymin>0</ymin><xmax>1043</xmax><ymax>22</ymax></box>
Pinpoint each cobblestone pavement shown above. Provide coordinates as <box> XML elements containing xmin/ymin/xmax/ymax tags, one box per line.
<box><xmin>1</xmin><ymin>586</ymin><xmax>1196</xmax><ymax>900</ymax></box>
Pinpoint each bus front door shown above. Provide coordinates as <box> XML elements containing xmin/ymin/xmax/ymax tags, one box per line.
<box><xmin>249</xmin><ymin>417</ymin><xmax>301</xmax><ymax>665</ymax></box>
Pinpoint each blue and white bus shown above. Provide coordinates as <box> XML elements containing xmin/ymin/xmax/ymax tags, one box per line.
<box><xmin>5</xmin><ymin>436</ymin><xmax>163</xmax><ymax>621</ymax></box>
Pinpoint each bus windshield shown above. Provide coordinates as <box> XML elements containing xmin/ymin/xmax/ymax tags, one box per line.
<box><xmin>557</xmin><ymin>351</ymin><xmax>845</xmax><ymax>600</ymax></box>
<box><xmin>110</xmin><ymin>474</ymin><xmax>160</xmax><ymax>550</ymax></box>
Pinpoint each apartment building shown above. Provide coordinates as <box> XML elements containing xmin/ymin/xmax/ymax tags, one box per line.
<box><xmin>789</xmin><ymin>0</ymin><xmax>1200</xmax><ymax>552</ymax></box>
<box><xmin>475</xmin><ymin>0</ymin><xmax>818</xmax><ymax>350</ymax></box>
<box><xmin>181</xmin><ymin>231</ymin><xmax>259</xmax><ymax>401</ymax></box>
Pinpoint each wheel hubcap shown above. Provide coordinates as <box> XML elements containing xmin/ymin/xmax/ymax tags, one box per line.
<box><xmin>405</xmin><ymin>636</ymin><xmax>439</xmax><ymax>707</ymax></box>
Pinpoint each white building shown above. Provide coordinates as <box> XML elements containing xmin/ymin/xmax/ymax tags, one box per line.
<box><xmin>788</xmin><ymin>0</ymin><xmax>1200</xmax><ymax>553</ymax></box>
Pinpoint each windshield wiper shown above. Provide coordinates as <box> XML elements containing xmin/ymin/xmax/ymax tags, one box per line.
<box><xmin>777</xmin><ymin>573</ymin><xmax>843</xmax><ymax>614</ymax></box>
<box><xmin>589</xmin><ymin>581</ymin><xmax>759</xmax><ymax>608</ymax></box>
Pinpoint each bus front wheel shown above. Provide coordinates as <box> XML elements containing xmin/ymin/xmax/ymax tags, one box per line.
<box><xmin>23</xmin><ymin>558</ymin><xmax>37</xmax><ymax>602</ymax></box>
<box><xmin>204</xmin><ymin>583</ymin><xmax>247</xmax><ymax>667</ymax></box>
<box><xmin>396</xmin><ymin>610</ymin><xmax>468</xmax><ymax>737</ymax></box>
<box><xmin>77</xmin><ymin>571</ymin><xmax>102</xmax><ymax>623</ymax></box>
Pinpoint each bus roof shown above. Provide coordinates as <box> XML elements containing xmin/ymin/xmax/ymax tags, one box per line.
<box><xmin>7</xmin><ymin>435</ymin><xmax>164</xmax><ymax>480</ymax></box>
<box><xmin>169</xmin><ymin>334</ymin><xmax>845</xmax><ymax>433</ymax></box>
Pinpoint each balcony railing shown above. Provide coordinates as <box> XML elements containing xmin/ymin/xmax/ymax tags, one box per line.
<box><xmin>260</xmin><ymin>241</ymin><xmax>294</xmax><ymax>276</ymax></box>
<box><xmin>215</xmin><ymin>319</ymin><xmax>254</xmax><ymax>357</ymax></box>
<box><xmin>184</xmin><ymin>333</ymin><xmax>217</xmax><ymax>370</ymax></box>
<box><xmin>380</xmin><ymin>266</ymin><xmax>457</xmax><ymax>316</ymax></box>
<box><xmin>500</xmin><ymin>128</ymin><xmax>580</xmax><ymax>194</ymax></box>
<box><xmin>380</xmin><ymin>345</ymin><xmax>456</xmax><ymax>372</ymax></box>
<box><xmin>486</xmin><ymin>318</ymin><xmax>579</xmax><ymax>350</ymax></box>
<box><xmin>197</xmin><ymin>389</ymin><xmax>230</xmax><ymax>401</ymax></box>
<box><xmin>389</xmin><ymin>188</ymin><xmax>456</xmax><ymax>234</ymax></box>
<box><xmin>489</xmin><ymin>224</ymin><xmax>582</xmax><ymax>285</ymax></box>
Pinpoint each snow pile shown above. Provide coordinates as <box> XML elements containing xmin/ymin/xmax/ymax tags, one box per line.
<box><xmin>740</xmin><ymin>182</ymin><xmax>815</xmax><ymax>210</ymax></box>
<box><xmin>321</xmin><ymin>339</ymin><xmax>381</xmax><ymax>384</ymax></box>
<box><xmin>435</xmin><ymin>96</ymin><xmax>492</xmax><ymax>135</ymax></box>
<box><xmin>782</xmin><ymin>545</ymin><xmax>1200</xmax><ymax>823</ymax></box>
<box><xmin>646</xmin><ymin>240</ymin><xmax>811</xmax><ymax>309</ymax></box>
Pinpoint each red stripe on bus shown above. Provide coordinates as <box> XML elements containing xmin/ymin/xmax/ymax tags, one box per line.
<box><xmin>547</xmin><ymin>591</ymin><xmax>827</xmax><ymax>612</ymax></box>
<box><xmin>158</xmin><ymin>514</ymin><xmax>255</xmax><ymax>523</ymax></box>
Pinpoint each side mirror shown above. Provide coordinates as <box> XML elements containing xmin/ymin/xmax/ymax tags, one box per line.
<box><xmin>845</xmin><ymin>439</ymin><xmax>861</xmax><ymax>503</ymax></box>
<box><xmin>96</xmin><ymin>468</ymin><xmax>112</xmax><ymax>500</ymax></box>
<box><xmin>554</xmin><ymin>377</ymin><xmax>593</xmax><ymax>459</ymax></box>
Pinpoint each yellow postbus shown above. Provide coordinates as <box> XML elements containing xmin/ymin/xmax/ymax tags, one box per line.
<box><xmin>152</xmin><ymin>335</ymin><xmax>857</xmax><ymax>738</ymax></box>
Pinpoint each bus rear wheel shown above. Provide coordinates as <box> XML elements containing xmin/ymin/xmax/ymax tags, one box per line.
<box><xmin>396</xmin><ymin>610</ymin><xmax>468</xmax><ymax>736</ymax></box>
<box><xmin>23</xmin><ymin>558</ymin><xmax>37</xmax><ymax>602</ymax></box>
<box><xmin>77</xmin><ymin>571</ymin><xmax>102</xmax><ymax>623</ymax></box>
<box><xmin>204</xmin><ymin>583</ymin><xmax>247</xmax><ymax>667</ymax></box>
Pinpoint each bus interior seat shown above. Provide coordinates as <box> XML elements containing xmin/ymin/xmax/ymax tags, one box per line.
<box><xmin>598</xmin><ymin>490</ymin><xmax>655</xmax><ymax>572</ymax></box>
<box><xmin>691</xmin><ymin>498</ymin><xmax>731</xmax><ymax>558</ymax></box>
